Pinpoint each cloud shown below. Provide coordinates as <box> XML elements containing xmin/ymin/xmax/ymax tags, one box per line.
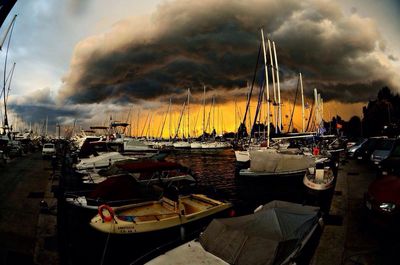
<box><xmin>57</xmin><ymin>0</ymin><xmax>398</xmax><ymax>106</ymax></box>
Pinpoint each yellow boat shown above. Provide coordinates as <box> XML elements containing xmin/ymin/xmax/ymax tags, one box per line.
<box><xmin>90</xmin><ymin>194</ymin><xmax>232</xmax><ymax>234</ymax></box>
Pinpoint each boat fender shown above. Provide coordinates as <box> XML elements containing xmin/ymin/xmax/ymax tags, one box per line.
<box><xmin>99</xmin><ymin>204</ymin><xmax>114</xmax><ymax>222</ymax></box>
<box><xmin>313</xmin><ymin>147</ymin><xmax>320</xmax><ymax>156</ymax></box>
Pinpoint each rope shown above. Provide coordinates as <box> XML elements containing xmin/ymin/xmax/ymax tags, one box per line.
<box><xmin>100</xmin><ymin>229</ymin><xmax>112</xmax><ymax>265</ymax></box>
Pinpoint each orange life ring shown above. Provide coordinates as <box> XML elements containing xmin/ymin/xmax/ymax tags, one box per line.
<box><xmin>98</xmin><ymin>204</ymin><xmax>114</xmax><ymax>222</ymax></box>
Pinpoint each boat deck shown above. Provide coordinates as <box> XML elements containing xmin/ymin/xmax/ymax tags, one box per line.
<box><xmin>118</xmin><ymin>196</ymin><xmax>219</xmax><ymax>222</ymax></box>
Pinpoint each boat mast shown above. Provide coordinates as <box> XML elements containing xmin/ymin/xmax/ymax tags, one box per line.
<box><xmin>267</xmin><ymin>39</ymin><xmax>277</xmax><ymax>134</ymax></box>
<box><xmin>187</xmin><ymin>88</ymin><xmax>190</xmax><ymax>140</ymax></box>
<box><xmin>300</xmin><ymin>73</ymin><xmax>305</xmax><ymax>133</ymax></box>
<box><xmin>261</xmin><ymin>28</ymin><xmax>270</xmax><ymax>147</ymax></box>
<box><xmin>272</xmin><ymin>41</ymin><xmax>282</xmax><ymax>132</ymax></box>
<box><xmin>1</xmin><ymin>15</ymin><xmax>17</xmax><ymax>135</ymax></box>
<box><xmin>159</xmin><ymin>98</ymin><xmax>171</xmax><ymax>139</ymax></box>
<box><xmin>202</xmin><ymin>85</ymin><xmax>205</xmax><ymax>141</ymax></box>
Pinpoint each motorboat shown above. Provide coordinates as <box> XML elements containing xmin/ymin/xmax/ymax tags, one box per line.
<box><xmin>80</xmin><ymin>160</ymin><xmax>196</xmax><ymax>186</ymax></box>
<box><xmin>65</xmin><ymin>174</ymin><xmax>160</xmax><ymax>210</ymax></box>
<box><xmin>75</xmin><ymin>152</ymin><xmax>137</xmax><ymax>170</ymax></box>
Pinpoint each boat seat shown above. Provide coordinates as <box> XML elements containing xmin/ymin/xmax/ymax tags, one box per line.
<box><xmin>181</xmin><ymin>201</ymin><xmax>201</xmax><ymax>214</ymax></box>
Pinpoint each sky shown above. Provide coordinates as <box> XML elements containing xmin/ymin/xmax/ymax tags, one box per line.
<box><xmin>1</xmin><ymin>0</ymin><xmax>399</xmax><ymax>135</ymax></box>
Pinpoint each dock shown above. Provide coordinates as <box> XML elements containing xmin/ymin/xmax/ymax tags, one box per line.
<box><xmin>0</xmin><ymin>152</ymin><xmax>59</xmax><ymax>264</ymax></box>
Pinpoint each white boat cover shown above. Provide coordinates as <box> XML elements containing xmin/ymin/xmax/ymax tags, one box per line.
<box><xmin>199</xmin><ymin>200</ymin><xmax>320</xmax><ymax>265</ymax></box>
<box><xmin>249</xmin><ymin>149</ymin><xmax>315</xmax><ymax>173</ymax></box>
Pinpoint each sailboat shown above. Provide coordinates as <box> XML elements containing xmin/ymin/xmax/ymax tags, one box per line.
<box><xmin>239</xmin><ymin>29</ymin><xmax>320</xmax><ymax>177</ymax></box>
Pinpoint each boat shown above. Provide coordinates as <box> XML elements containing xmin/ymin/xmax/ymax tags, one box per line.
<box><xmin>90</xmin><ymin>193</ymin><xmax>232</xmax><ymax>234</ymax></box>
<box><xmin>201</xmin><ymin>141</ymin><xmax>231</xmax><ymax>149</ymax></box>
<box><xmin>75</xmin><ymin>151</ymin><xmax>138</xmax><ymax>170</ymax></box>
<box><xmin>65</xmin><ymin>174</ymin><xmax>160</xmax><ymax>210</ymax></box>
<box><xmin>303</xmin><ymin>164</ymin><xmax>335</xmax><ymax>191</ymax></box>
<box><xmin>143</xmin><ymin>200</ymin><xmax>322</xmax><ymax>265</ymax></box>
<box><xmin>80</xmin><ymin>160</ymin><xmax>196</xmax><ymax>186</ymax></box>
<box><xmin>239</xmin><ymin>148</ymin><xmax>316</xmax><ymax>177</ymax></box>
<box><xmin>173</xmin><ymin>141</ymin><xmax>191</xmax><ymax>149</ymax></box>
<box><xmin>124</xmin><ymin>138</ymin><xmax>158</xmax><ymax>152</ymax></box>
<box><xmin>190</xmin><ymin>141</ymin><xmax>202</xmax><ymax>149</ymax></box>
<box><xmin>234</xmin><ymin>150</ymin><xmax>249</xmax><ymax>163</ymax></box>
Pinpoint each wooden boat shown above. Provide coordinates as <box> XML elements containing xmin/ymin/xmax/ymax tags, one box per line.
<box><xmin>143</xmin><ymin>200</ymin><xmax>322</xmax><ymax>265</ymax></box>
<box><xmin>303</xmin><ymin>165</ymin><xmax>335</xmax><ymax>191</ymax></box>
<box><xmin>90</xmin><ymin>194</ymin><xmax>232</xmax><ymax>234</ymax></box>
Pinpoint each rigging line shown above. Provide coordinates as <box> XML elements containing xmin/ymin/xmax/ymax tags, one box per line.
<box><xmin>288</xmin><ymin>75</ymin><xmax>300</xmax><ymax>132</ymax></box>
<box><xmin>0</xmin><ymin>61</ymin><xmax>14</xmax><ymax>99</ymax></box>
<box><xmin>250</xmin><ymin>76</ymin><xmax>266</xmax><ymax>139</ymax></box>
<box><xmin>2</xmin><ymin>15</ymin><xmax>16</xmax><ymax>129</ymax></box>
<box><xmin>6</xmin><ymin>62</ymin><xmax>16</xmax><ymax>102</ymax></box>
<box><xmin>242</xmin><ymin>42</ymin><xmax>262</xmax><ymax>126</ymax></box>
<box><xmin>305</xmin><ymin>101</ymin><xmax>315</xmax><ymax>132</ymax></box>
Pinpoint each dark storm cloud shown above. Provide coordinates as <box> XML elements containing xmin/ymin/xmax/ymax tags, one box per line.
<box><xmin>8</xmin><ymin>87</ymin><xmax>90</xmax><ymax>126</ymax></box>
<box><xmin>9</xmin><ymin>104</ymin><xmax>81</xmax><ymax>126</ymax></box>
<box><xmin>60</xmin><ymin>0</ymin><xmax>399</xmax><ymax>106</ymax></box>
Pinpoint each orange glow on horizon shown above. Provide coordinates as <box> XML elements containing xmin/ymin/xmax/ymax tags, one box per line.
<box><xmin>116</xmin><ymin>99</ymin><xmax>365</xmax><ymax>138</ymax></box>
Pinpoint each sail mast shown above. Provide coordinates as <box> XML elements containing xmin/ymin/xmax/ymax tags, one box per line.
<box><xmin>300</xmin><ymin>73</ymin><xmax>305</xmax><ymax>132</ymax></box>
<box><xmin>261</xmin><ymin>28</ymin><xmax>270</xmax><ymax>147</ymax></box>
<box><xmin>187</xmin><ymin>88</ymin><xmax>190</xmax><ymax>139</ymax></box>
<box><xmin>267</xmin><ymin>39</ymin><xmax>277</xmax><ymax>134</ymax></box>
<box><xmin>272</xmin><ymin>41</ymin><xmax>282</xmax><ymax>132</ymax></box>
<box><xmin>202</xmin><ymin>86</ymin><xmax>205</xmax><ymax>141</ymax></box>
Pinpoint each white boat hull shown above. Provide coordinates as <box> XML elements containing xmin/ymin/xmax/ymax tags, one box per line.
<box><xmin>303</xmin><ymin>167</ymin><xmax>335</xmax><ymax>191</ymax></box>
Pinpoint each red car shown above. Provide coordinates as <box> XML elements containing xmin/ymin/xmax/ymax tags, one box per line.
<box><xmin>365</xmin><ymin>173</ymin><xmax>400</xmax><ymax>225</ymax></box>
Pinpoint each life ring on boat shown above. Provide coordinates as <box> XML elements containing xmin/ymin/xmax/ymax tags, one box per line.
<box><xmin>98</xmin><ymin>204</ymin><xmax>114</xmax><ymax>222</ymax></box>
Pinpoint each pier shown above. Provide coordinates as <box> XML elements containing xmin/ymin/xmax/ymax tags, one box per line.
<box><xmin>0</xmin><ymin>151</ymin><xmax>59</xmax><ymax>264</ymax></box>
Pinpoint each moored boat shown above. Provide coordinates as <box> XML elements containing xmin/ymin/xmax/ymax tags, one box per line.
<box><xmin>75</xmin><ymin>152</ymin><xmax>138</xmax><ymax>170</ymax></box>
<box><xmin>143</xmin><ymin>200</ymin><xmax>322</xmax><ymax>265</ymax></box>
<box><xmin>90</xmin><ymin>193</ymin><xmax>232</xmax><ymax>234</ymax></box>
<box><xmin>303</xmin><ymin>165</ymin><xmax>335</xmax><ymax>191</ymax></box>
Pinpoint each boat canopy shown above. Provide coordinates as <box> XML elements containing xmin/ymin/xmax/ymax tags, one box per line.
<box><xmin>199</xmin><ymin>200</ymin><xmax>319</xmax><ymax>265</ymax></box>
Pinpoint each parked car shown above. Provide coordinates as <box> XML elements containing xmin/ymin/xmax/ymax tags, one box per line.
<box><xmin>370</xmin><ymin>138</ymin><xmax>397</xmax><ymax>166</ymax></box>
<box><xmin>365</xmin><ymin>146</ymin><xmax>400</xmax><ymax>226</ymax></box>
<box><xmin>353</xmin><ymin>136</ymin><xmax>387</xmax><ymax>161</ymax></box>
<box><xmin>364</xmin><ymin>173</ymin><xmax>400</xmax><ymax>226</ymax></box>
<box><xmin>346</xmin><ymin>138</ymin><xmax>367</xmax><ymax>158</ymax></box>
<box><xmin>42</xmin><ymin>143</ymin><xmax>56</xmax><ymax>158</ymax></box>
<box><xmin>8</xmin><ymin>140</ymin><xmax>23</xmax><ymax>157</ymax></box>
